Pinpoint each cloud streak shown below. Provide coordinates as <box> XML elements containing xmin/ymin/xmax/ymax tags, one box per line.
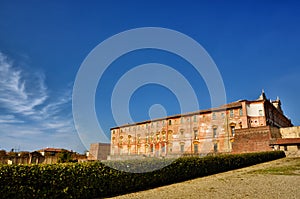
<box><xmin>0</xmin><ymin>53</ymin><xmax>48</xmax><ymax>116</ymax></box>
<box><xmin>0</xmin><ymin>52</ymin><xmax>84</xmax><ymax>152</ymax></box>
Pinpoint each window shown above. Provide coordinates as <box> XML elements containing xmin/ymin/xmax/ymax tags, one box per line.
<box><xmin>230</xmin><ymin>110</ymin><xmax>234</xmax><ymax>117</ymax></box>
<box><xmin>214</xmin><ymin>143</ymin><xmax>218</xmax><ymax>152</ymax></box>
<box><xmin>239</xmin><ymin>108</ymin><xmax>243</xmax><ymax>116</ymax></box>
<box><xmin>180</xmin><ymin>129</ymin><xmax>184</xmax><ymax>136</ymax></box>
<box><xmin>137</xmin><ymin>135</ymin><xmax>141</xmax><ymax>144</ymax></box>
<box><xmin>169</xmin><ymin>120</ymin><xmax>172</xmax><ymax>125</ymax></box>
<box><xmin>221</xmin><ymin>113</ymin><xmax>225</xmax><ymax>118</ymax></box>
<box><xmin>193</xmin><ymin>115</ymin><xmax>197</xmax><ymax>122</ymax></box>
<box><xmin>180</xmin><ymin>144</ymin><xmax>184</xmax><ymax>153</ymax></box>
<box><xmin>146</xmin><ymin>136</ymin><xmax>148</xmax><ymax>143</ymax></box>
<box><xmin>194</xmin><ymin>130</ymin><xmax>198</xmax><ymax>139</ymax></box>
<box><xmin>259</xmin><ymin>110</ymin><xmax>263</xmax><ymax>116</ymax></box>
<box><xmin>231</xmin><ymin>126</ymin><xmax>235</xmax><ymax>136</ymax></box>
<box><xmin>297</xmin><ymin>145</ymin><xmax>300</xmax><ymax>151</ymax></box>
<box><xmin>212</xmin><ymin>113</ymin><xmax>216</xmax><ymax>120</ymax></box>
<box><xmin>213</xmin><ymin>128</ymin><xmax>217</xmax><ymax>138</ymax></box>
<box><xmin>180</xmin><ymin>117</ymin><xmax>184</xmax><ymax>124</ymax></box>
<box><xmin>137</xmin><ymin>146</ymin><xmax>140</xmax><ymax>154</ymax></box>
<box><xmin>194</xmin><ymin>144</ymin><xmax>198</xmax><ymax>153</ymax></box>
<box><xmin>284</xmin><ymin>145</ymin><xmax>288</xmax><ymax>151</ymax></box>
<box><xmin>162</xmin><ymin>120</ymin><xmax>165</xmax><ymax>125</ymax></box>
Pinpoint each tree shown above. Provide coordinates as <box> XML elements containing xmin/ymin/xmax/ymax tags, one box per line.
<box><xmin>57</xmin><ymin>151</ymin><xmax>73</xmax><ymax>163</ymax></box>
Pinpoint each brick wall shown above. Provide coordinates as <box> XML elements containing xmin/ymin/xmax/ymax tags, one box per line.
<box><xmin>232</xmin><ymin>126</ymin><xmax>274</xmax><ymax>153</ymax></box>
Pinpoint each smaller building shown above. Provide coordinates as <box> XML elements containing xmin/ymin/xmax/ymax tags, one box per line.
<box><xmin>270</xmin><ymin>126</ymin><xmax>300</xmax><ymax>157</ymax></box>
<box><xmin>37</xmin><ymin>148</ymin><xmax>74</xmax><ymax>164</ymax></box>
<box><xmin>88</xmin><ymin>143</ymin><xmax>110</xmax><ymax>160</ymax></box>
<box><xmin>38</xmin><ymin>148</ymin><xmax>71</xmax><ymax>156</ymax></box>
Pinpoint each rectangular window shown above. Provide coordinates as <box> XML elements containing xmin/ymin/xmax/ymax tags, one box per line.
<box><xmin>194</xmin><ymin>130</ymin><xmax>198</xmax><ymax>139</ymax></box>
<box><xmin>169</xmin><ymin>120</ymin><xmax>172</xmax><ymax>125</ymax></box>
<box><xmin>193</xmin><ymin>115</ymin><xmax>197</xmax><ymax>122</ymax></box>
<box><xmin>297</xmin><ymin>145</ymin><xmax>300</xmax><ymax>151</ymax></box>
<box><xmin>181</xmin><ymin>117</ymin><xmax>184</xmax><ymax>124</ymax></box>
<box><xmin>194</xmin><ymin>144</ymin><xmax>198</xmax><ymax>153</ymax></box>
<box><xmin>221</xmin><ymin>113</ymin><xmax>225</xmax><ymax>118</ymax></box>
<box><xmin>239</xmin><ymin>108</ymin><xmax>243</xmax><ymax>116</ymax></box>
<box><xmin>214</xmin><ymin>143</ymin><xmax>218</xmax><ymax>152</ymax></box>
<box><xmin>259</xmin><ymin>110</ymin><xmax>263</xmax><ymax>116</ymax></box>
<box><xmin>230</xmin><ymin>110</ymin><xmax>234</xmax><ymax>117</ymax></box>
<box><xmin>180</xmin><ymin>144</ymin><xmax>184</xmax><ymax>153</ymax></box>
<box><xmin>284</xmin><ymin>145</ymin><xmax>287</xmax><ymax>151</ymax></box>
<box><xmin>231</xmin><ymin>126</ymin><xmax>235</xmax><ymax>136</ymax></box>
<box><xmin>213</xmin><ymin>128</ymin><xmax>217</xmax><ymax>138</ymax></box>
<box><xmin>212</xmin><ymin>113</ymin><xmax>216</xmax><ymax>120</ymax></box>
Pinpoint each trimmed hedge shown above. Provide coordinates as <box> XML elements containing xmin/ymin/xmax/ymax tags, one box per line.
<box><xmin>0</xmin><ymin>151</ymin><xmax>285</xmax><ymax>198</ymax></box>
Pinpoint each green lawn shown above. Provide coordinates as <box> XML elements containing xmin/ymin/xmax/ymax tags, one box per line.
<box><xmin>249</xmin><ymin>158</ymin><xmax>300</xmax><ymax>175</ymax></box>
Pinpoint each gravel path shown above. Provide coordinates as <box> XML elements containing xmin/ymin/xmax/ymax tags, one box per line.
<box><xmin>107</xmin><ymin>158</ymin><xmax>300</xmax><ymax>199</ymax></box>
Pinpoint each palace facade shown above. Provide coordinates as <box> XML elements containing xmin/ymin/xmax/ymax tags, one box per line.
<box><xmin>109</xmin><ymin>91</ymin><xmax>293</xmax><ymax>159</ymax></box>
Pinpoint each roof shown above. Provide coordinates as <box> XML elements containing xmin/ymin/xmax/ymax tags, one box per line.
<box><xmin>111</xmin><ymin>100</ymin><xmax>245</xmax><ymax>129</ymax></box>
<box><xmin>271</xmin><ymin>138</ymin><xmax>300</xmax><ymax>145</ymax></box>
<box><xmin>37</xmin><ymin>148</ymin><xmax>70</xmax><ymax>153</ymax></box>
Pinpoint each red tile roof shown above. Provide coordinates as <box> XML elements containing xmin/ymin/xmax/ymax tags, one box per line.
<box><xmin>38</xmin><ymin>148</ymin><xmax>70</xmax><ymax>153</ymax></box>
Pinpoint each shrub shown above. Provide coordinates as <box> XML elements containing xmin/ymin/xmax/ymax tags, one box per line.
<box><xmin>0</xmin><ymin>151</ymin><xmax>285</xmax><ymax>198</ymax></box>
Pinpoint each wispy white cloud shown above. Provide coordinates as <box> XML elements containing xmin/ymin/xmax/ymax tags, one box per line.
<box><xmin>0</xmin><ymin>52</ymin><xmax>84</xmax><ymax>152</ymax></box>
<box><xmin>0</xmin><ymin>53</ymin><xmax>48</xmax><ymax>116</ymax></box>
<box><xmin>0</xmin><ymin>115</ymin><xmax>24</xmax><ymax>124</ymax></box>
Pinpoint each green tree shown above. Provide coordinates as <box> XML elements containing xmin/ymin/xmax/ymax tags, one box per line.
<box><xmin>58</xmin><ymin>151</ymin><xmax>73</xmax><ymax>163</ymax></box>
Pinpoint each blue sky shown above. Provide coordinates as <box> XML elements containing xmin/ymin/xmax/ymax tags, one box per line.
<box><xmin>0</xmin><ymin>1</ymin><xmax>300</xmax><ymax>153</ymax></box>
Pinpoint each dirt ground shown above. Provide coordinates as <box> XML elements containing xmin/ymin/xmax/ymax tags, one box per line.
<box><xmin>107</xmin><ymin>157</ymin><xmax>300</xmax><ymax>199</ymax></box>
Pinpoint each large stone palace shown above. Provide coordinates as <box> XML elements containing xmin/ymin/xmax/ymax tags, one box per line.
<box><xmin>108</xmin><ymin>91</ymin><xmax>300</xmax><ymax>159</ymax></box>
